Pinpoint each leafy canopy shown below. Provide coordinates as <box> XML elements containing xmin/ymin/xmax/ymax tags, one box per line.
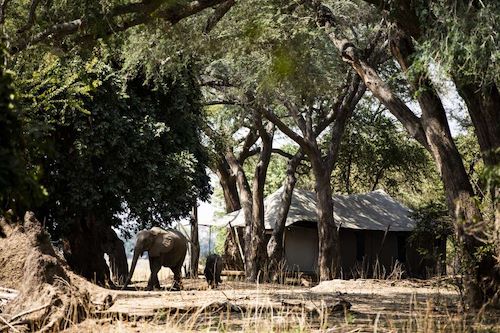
<box><xmin>15</xmin><ymin>50</ymin><xmax>210</xmax><ymax>237</ymax></box>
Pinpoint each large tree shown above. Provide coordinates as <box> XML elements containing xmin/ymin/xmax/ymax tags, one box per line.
<box><xmin>16</xmin><ymin>53</ymin><xmax>210</xmax><ymax>284</ymax></box>
<box><xmin>196</xmin><ymin>0</ymin><xmax>372</xmax><ymax>280</ymax></box>
<box><xmin>203</xmin><ymin>93</ymin><xmax>275</xmax><ymax>281</ymax></box>
<box><xmin>307</xmin><ymin>0</ymin><xmax>499</xmax><ymax>306</ymax></box>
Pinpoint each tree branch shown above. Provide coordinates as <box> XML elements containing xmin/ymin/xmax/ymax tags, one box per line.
<box><xmin>156</xmin><ymin>0</ymin><xmax>227</xmax><ymax>25</ymax></box>
<box><xmin>203</xmin><ymin>0</ymin><xmax>235</xmax><ymax>33</ymax></box>
<box><xmin>282</xmin><ymin>99</ymin><xmax>307</xmax><ymax>135</ymax></box>
<box><xmin>203</xmin><ymin>100</ymin><xmax>242</xmax><ymax>106</ymax></box>
<box><xmin>325</xmin><ymin>76</ymin><xmax>365</xmax><ymax>169</ymax></box>
<box><xmin>12</xmin><ymin>0</ymin><xmax>227</xmax><ymax>53</ymax></box>
<box><xmin>260</xmin><ymin>107</ymin><xmax>310</xmax><ymax>151</ymax></box>
<box><xmin>14</xmin><ymin>19</ymin><xmax>84</xmax><ymax>52</ymax></box>
<box><xmin>17</xmin><ymin>0</ymin><xmax>42</xmax><ymax>33</ymax></box>
<box><xmin>111</xmin><ymin>0</ymin><xmax>163</xmax><ymax>16</ymax></box>
<box><xmin>0</xmin><ymin>0</ymin><xmax>10</xmax><ymax>25</ymax></box>
<box><xmin>200</xmin><ymin>78</ymin><xmax>236</xmax><ymax>88</ymax></box>
<box><xmin>238</xmin><ymin>128</ymin><xmax>259</xmax><ymax>163</ymax></box>
<box><xmin>309</xmin><ymin>0</ymin><xmax>429</xmax><ymax>149</ymax></box>
<box><xmin>315</xmin><ymin>76</ymin><xmax>352</xmax><ymax>136</ymax></box>
<box><xmin>271</xmin><ymin>148</ymin><xmax>295</xmax><ymax>160</ymax></box>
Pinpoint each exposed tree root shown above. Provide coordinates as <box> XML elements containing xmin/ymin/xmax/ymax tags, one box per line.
<box><xmin>0</xmin><ymin>212</ymin><xmax>113</xmax><ymax>332</ymax></box>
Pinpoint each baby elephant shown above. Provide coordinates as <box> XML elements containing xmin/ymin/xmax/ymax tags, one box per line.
<box><xmin>204</xmin><ymin>254</ymin><xmax>223</xmax><ymax>288</ymax></box>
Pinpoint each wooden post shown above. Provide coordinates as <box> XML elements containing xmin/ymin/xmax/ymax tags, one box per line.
<box><xmin>229</xmin><ymin>221</ymin><xmax>245</xmax><ymax>271</ymax></box>
<box><xmin>377</xmin><ymin>225</ymin><xmax>391</xmax><ymax>258</ymax></box>
<box><xmin>190</xmin><ymin>204</ymin><xmax>200</xmax><ymax>278</ymax></box>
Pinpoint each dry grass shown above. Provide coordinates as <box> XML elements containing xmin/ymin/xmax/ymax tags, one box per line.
<box><xmin>127</xmin><ymin>259</ymin><xmax>175</xmax><ymax>284</ymax></box>
<box><xmin>62</xmin><ymin>278</ymin><xmax>500</xmax><ymax>333</ymax></box>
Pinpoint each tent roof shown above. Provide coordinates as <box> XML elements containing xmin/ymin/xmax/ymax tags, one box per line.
<box><xmin>214</xmin><ymin>188</ymin><xmax>416</xmax><ymax>232</ymax></box>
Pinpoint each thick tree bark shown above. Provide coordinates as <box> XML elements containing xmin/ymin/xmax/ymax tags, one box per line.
<box><xmin>101</xmin><ymin>226</ymin><xmax>128</xmax><ymax>285</ymax></box>
<box><xmin>389</xmin><ymin>30</ymin><xmax>497</xmax><ymax>307</ymax></box>
<box><xmin>225</xmin><ymin>149</ymin><xmax>254</xmax><ymax>279</ymax></box>
<box><xmin>310</xmin><ymin>157</ymin><xmax>340</xmax><ymax>280</ymax></box>
<box><xmin>223</xmin><ymin>226</ymin><xmax>245</xmax><ymax>270</ymax></box>
<box><xmin>249</xmin><ymin>117</ymin><xmax>274</xmax><ymax>281</ymax></box>
<box><xmin>246</xmin><ymin>113</ymin><xmax>274</xmax><ymax>282</ymax></box>
<box><xmin>215</xmin><ymin>157</ymin><xmax>241</xmax><ymax>213</ymax></box>
<box><xmin>190</xmin><ymin>205</ymin><xmax>200</xmax><ymax>278</ymax></box>
<box><xmin>267</xmin><ymin>151</ymin><xmax>304</xmax><ymax>269</ymax></box>
<box><xmin>215</xmin><ymin>158</ymin><xmax>245</xmax><ymax>270</ymax></box>
<box><xmin>456</xmin><ymin>82</ymin><xmax>500</xmax><ymax>168</ymax></box>
<box><xmin>225</xmin><ymin>111</ymin><xmax>273</xmax><ymax>282</ymax></box>
<box><xmin>62</xmin><ymin>214</ymin><xmax>111</xmax><ymax>286</ymax></box>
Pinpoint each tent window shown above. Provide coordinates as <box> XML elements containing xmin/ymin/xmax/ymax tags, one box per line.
<box><xmin>397</xmin><ymin>234</ymin><xmax>407</xmax><ymax>262</ymax></box>
<box><xmin>356</xmin><ymin>232</ymin><xmax>365</xmax><ymax>261</ymax></box>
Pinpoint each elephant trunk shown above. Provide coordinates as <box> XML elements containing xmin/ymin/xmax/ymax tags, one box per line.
<box><xmin>123</xmin><ymin>247</ymin><xmax>141</xmax><ymax>288</ymax></box>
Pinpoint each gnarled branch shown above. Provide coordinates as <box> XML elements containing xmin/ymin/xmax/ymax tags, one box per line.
<box><xmin>204</xmin><ymin>0</ymin><xmax>235</xmax><ymax>33</ymax></box>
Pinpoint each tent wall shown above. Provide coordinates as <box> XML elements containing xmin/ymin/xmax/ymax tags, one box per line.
<box><xmin>339</xmin><ymin>229</ymin><xmax>435</xmax><ymax>278</ymax></box>
<box><xmin>224</xmin><ymin>224</ymin><xmax>445</xmax><ymax>278</ymax></box>
<box><xmin>284</xmin><ymin>225</ymin><xmax>319</xmax><ymax>273</ymax></box>
<box><xmin>282</xmin><ymin>226</ymin><xmax>441</xmax><ymax>278</ymax></box>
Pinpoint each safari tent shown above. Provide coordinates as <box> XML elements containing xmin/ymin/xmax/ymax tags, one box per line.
<box><xmin>218</xmin><ymin>188</ymin><xmax>445</xmax><ymax>278</ymax></box>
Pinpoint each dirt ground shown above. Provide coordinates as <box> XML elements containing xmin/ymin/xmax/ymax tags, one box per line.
<box><xmin>2</xmin><ymin>215</ymin><xmax>498</xmax><ymax>332</ymax></box>
<box><xmin>64</xmin><ymin>277</ymin><xmax>500</xmax><ymax>333</ymax></box>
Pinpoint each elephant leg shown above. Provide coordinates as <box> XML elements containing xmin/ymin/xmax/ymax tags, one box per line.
<box><xmin>147</xmin><ymin>257</ymin><xmax>161</xmax><ymax>291</ymax></box>
<box><xmin>170</xmin><ymin>264</ymin><xmax>183</xmax><ymax>291</ymax></box>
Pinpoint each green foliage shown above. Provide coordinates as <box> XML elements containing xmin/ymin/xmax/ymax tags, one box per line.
<box><xmin>410</xmin><ymin>201</ymin><xmax>452</xmax><ymax>242</ymax></box>
<box><xmin>15</xmin><ymin>51</ymin><xmax>210</xmax><ymax>238</ymax></box>
<box><xmin>332</xmin><ymin>99</ymin><xmax>435</xmax><ymax>202</ymax></box>
<box><xmin>243</xmin><ymin>144</ymin><xmax>299</xmax><ymax>196</ymax></box>
<box><xmin>0</xmin><ymin>47</ymin><xmax>43</xmax><ymax>214</ymax></box>
<box><xmin>413</xmin><ymin>0</ymin><xmax>499</xmax><ymax>85</ymax></box>
<box><xmin>408</xmin><ymin>200</ymin><xmax>452</xmax><ymax>262</ymax></box>
<box><xmin>214</xmin><ymin>226</ymin><xmax>227</xmax><ymax>255</ymax></box>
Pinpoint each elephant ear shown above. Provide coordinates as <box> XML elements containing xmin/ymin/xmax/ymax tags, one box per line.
<box><xmin>149</xmin><ymin>233</ymin><xmax>175</xmax><ymax>257</ymax></box>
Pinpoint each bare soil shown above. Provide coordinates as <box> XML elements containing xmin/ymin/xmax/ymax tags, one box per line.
<box><xmin>64</xmin><ymin>278</ymin><xmax>500</xmax><ymax>333</ymax></box>
<box><xmin>1</xmin><ymin>214</ymin><xmax>499</xmax><ymax>332</ymax></box>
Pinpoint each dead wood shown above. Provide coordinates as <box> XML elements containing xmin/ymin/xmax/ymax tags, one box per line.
<box><xmin>0</xmin><ymin>212</ymin><xmax>112</xmax><ymax>332</ymax></box>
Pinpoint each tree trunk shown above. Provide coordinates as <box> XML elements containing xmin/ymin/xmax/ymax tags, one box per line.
<box><xmin>225</xmin><ymin>113</ymin><xmax>273</xmax><ymax>283</ymax></box>
<box><xmin>101</xmin><ymin>226</ymin><xmax>128</xmax><ymax>285</ymax></box>
<box><xmin>456</xmin><ymin>82</ymin><xmax>500</xmax><ymax>167</ymax></box>
<box><xmin>311</xmin><ymin>162</ymin><xmax>340</xmax><ymax>281</ymax></box>
<box><xmin>225</xmin><ymin>149</ymin><xmax>255</xmax><ymax>280</ymax></box>
<box><xmin>267</xmin><ymin>151</ymin><xmax>303</xmax><ymax>269</ymax></box>
<box><xmin>389</xmin><ymin>30</ymin><xmax>496</xmax><ymax>307</ymax></box>
<box><xmin>249</xmin><ymin>120</ymin><xmax>273</xmax><ymax>282</ymax></box>
<box><xmin>62</xmin><ymin>214</ymin><xmax>111</xmax><ymax>286</ymax></box>
<box><xmin>190</xmin><ymin>204</ymin><xmax>200</xmax><ymax>278</ymax></box>
<box><xmin>215</xmin><ymin>157</ymin><xmax>241</xmax><ymax>213</ymax></box>
<box><xmin>496</xmin><ymin>204</ymin><xmax>500</xmax><ymax>276</ymax></box>
<box><xmin>215</xmin><ymin>157</ymin><xmax>244</xmax><ymax>270</ymax></box>
<box><xmin>222</xmin><ymin>226</ymin><xmax>245</xmax><ymax>270</ymax></box>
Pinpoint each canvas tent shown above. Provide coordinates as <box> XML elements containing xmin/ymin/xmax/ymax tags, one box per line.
<box><xmin>215</xmin><ymin>188</ymin><xmax>445</xmax><ymax>278</ymax></box>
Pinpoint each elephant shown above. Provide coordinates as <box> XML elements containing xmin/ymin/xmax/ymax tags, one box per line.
<box><xmin>124</xmin><ymin>227</ymin><xmax>188</xmax><ymax>291</ymax></box>
<box><xmin>204</xmin><ymin>254</ymin><xmax>223</xmax><ymax>288</ymax></box>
